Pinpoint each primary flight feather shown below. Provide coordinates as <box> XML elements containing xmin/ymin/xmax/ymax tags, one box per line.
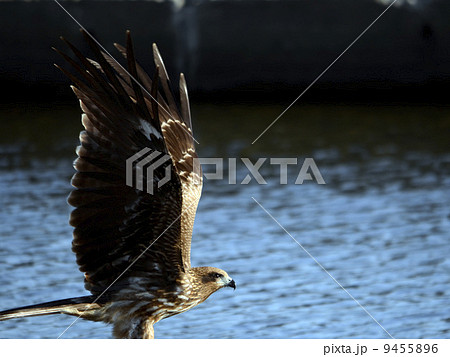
<box><xmin>0</xmin><ymin>30</ymin><xmax>235</xmax><ymax>339</ymax></box>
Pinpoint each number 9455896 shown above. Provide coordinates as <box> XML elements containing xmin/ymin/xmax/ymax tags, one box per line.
<box><xmin>383</xmin><ymin>344</ymin><xmax>438</xmax><ymax>354</ymax></box>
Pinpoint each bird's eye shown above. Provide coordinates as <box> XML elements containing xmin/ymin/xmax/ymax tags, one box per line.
<box><xmin>214</xmin><ymin>273</ymin><xmax>222</xmax><ymax>279</ymax></box>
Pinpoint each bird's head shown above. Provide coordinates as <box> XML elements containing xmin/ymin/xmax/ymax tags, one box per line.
<box><xmin>190</xmin><ymin>267</ymin><xmax>236</xmax><ymax>302</ymax></box>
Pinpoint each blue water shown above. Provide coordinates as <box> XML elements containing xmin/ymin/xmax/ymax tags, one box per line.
<box><xmin>0</xmin><ymin>103</ymin><xmax>449</xmax><ymax>338</ymax></box>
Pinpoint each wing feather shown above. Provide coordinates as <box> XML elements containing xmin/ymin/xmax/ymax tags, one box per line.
<box><xmin>179</xmin><ymin>73</ymin><xmax>192</xmax><ymax>130</ymax></box>
<box><xmin>116</xmin><ymin>40</ymin><xmax>203</xmax><ymax>269</ymax></box>
<box><xmin>56</xmin><ymin>30</ymin><xmax>202</xmax><ymax>295</ymax></box>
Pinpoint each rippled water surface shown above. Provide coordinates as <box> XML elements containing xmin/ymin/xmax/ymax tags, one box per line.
<box><xmin>0</xmin><ymin>103</ymin><xmax>449</xmax><ymax>338</ymax></box>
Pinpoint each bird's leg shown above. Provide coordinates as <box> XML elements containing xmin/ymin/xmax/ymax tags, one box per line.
<box><xmin>141</xmin><ymin>319</ymin><xmax>155</xmax><ymax>339</ymax></box>
<box><xmin>113</xmin><ymin>317</ymin><xmax>155</xmax><ymax>339</ymax></box>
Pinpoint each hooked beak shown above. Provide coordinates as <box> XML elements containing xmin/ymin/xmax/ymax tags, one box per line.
<box><xmin>227</xmin><ymin>279</ymin><xmax>236</xmax><ymax>290</ymax></box>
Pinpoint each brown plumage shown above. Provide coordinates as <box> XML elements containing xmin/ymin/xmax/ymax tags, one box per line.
<box><xmin>0</xmin><ymin>30</ymin><xmax>235</xmax><ymax>339</ymax></box>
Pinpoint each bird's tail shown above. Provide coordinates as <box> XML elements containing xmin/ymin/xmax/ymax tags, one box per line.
<box><xmin>0</xmin><ymin>296</ymin><xmax>101</xmax><ymax>321</ymax></box>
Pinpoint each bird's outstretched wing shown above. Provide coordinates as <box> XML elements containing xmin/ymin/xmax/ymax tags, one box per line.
<box><xmin>55</xmin><ymin>30</ymin><xmax>202</xmax><ymax>296</ymax></box>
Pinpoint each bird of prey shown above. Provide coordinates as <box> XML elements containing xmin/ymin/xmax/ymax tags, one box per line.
<box><xmin>0</xmin><ymin>30</ymin><xmax>235</xmax><ymax>339</ymax></box>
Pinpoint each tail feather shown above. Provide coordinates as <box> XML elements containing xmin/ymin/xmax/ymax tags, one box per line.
<box><xmin>0</xmin><ymin>296</ymin><xmax>101</xmax><ymax>321</ymax></box>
